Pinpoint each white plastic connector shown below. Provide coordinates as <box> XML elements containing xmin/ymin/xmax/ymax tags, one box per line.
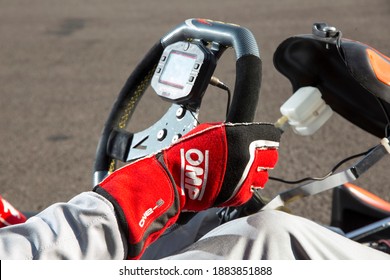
<box><xmin>280</xmin><ymin>86</ymin><xmax>333</xmax><ymax>136</ymax></box>
<box><xmin>380</xmin><ymin>138</ymin><xmax>390</xmax><ymax>154</ymax></box>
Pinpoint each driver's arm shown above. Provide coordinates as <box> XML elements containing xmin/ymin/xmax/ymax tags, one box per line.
<box><xmin>0</xmin><ymin>122</ymin><xmax>280</xmax><ymax>260</ymax></box>
<box><xmin>0</xmin><ymin>192</ymin><xmax>126</xmax><ymax>259</ymax></box>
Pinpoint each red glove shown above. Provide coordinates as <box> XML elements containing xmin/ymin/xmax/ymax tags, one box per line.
<box><xmin>0</xmin><ymin>195</ymin><xmax>27</xmax><ymax>228</ymax></box>
<box><xmin>94</xmin><ymin>122</ymin><xmax>280</xmax><ymax>259</ymax></box>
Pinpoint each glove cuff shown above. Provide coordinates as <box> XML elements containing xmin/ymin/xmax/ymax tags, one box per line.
<box><xmin>94</xmin><ymin>155</ymin><xmax>182</xmax><ymax>259</ymax></box>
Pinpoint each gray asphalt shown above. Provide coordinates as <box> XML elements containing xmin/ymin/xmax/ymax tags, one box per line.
<box><xmin>0</xmin><ymin>0</ymin><xmax>389</xmax><ymax>225</ymax></box>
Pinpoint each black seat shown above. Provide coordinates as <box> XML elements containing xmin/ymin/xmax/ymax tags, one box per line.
<box><xmin>273</xmin><ymin>31</ymin><xmax>390</xmax><ymax>138</ymax></box>
<box><xmin>331</xmin><ymin>183</ymin><xmax>390</xmax><ymax>234</ymax></box>
<box><xmin>342</xmin><ymin>39</ymin><xmax>390</xmax><ymax>100</ymax></box>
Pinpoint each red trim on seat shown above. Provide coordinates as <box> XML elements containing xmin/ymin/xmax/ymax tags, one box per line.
<box><xmin>367</xmin><ymin>48</ymin><xmax>390</xmax><ymax>86</ymax></box>
<box><xmin>344</xmin><ymin>183</ymin><xmax>390</xmax><ymax>213</ymax></box>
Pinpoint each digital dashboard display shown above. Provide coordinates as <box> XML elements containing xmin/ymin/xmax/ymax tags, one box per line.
<box><xmin>152</xmin><ymin>41</ymin><xmax>216</xmax><ymax>103</ymax></box>
<box><xmin>159</xmin><ymin>51</ymin><xmax>197</xmax><ymax>89</ymax></box>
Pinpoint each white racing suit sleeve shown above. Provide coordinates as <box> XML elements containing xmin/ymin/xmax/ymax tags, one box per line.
<box><xmin>0</xmin><ymin>192</ymin><xmax>127</xmax><ymax>260</ymax></box>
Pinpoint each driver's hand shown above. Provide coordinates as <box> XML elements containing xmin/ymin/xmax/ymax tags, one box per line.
<box><xmin>94</xmin><ymin>122</ymin><xmax>280</xmax><ymax>259</ymax></box>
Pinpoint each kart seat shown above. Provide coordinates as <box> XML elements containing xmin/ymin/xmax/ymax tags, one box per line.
<box><xmin>342</xmin><ymin>183</ymin><xmax>390</xmax><ymax>213</ymax></box>
<box><xmin>273</xmin><ymin>28</ymin><xmax>390</xmax><ymax>138</ymax></box>
<box><xmin>342</xmin><ymin>39</ymin><xmax>390</xmax><ymax>99</ymax></box>
<box><xmin>331</xmin><ymin>183</ymin><xmax>390</xmax><ymax>233</ymax></box>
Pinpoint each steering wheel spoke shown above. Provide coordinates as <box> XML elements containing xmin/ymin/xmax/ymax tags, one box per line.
<box><xmin>106</xmin><ymin>104</ymin><xmax>198</xmax><ymax>164</ymax></box>
<box><xmin>126</xmin><ymin>104</ymin><xmax>199</xmax><ymax>161</ymax></box>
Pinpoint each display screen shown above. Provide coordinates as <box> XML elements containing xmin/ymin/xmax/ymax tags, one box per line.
<box><xmin>159</xmin><ymin>51</ymin><xmax>197</xmax><ymax>89</ymax></box>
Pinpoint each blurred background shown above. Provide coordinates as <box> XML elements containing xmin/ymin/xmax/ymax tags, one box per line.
<box><xmin>0</xmin><ymin>0</ymin><xmax>389</xmax><ymax>225</ymax></box>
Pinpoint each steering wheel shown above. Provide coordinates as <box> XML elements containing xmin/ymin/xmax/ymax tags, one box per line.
<box><xmin>93</xmin><ymin>18</ymin><xmax>262</xmax><ymax>186</ymax></box>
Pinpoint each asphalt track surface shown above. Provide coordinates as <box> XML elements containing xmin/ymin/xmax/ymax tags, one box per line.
<box><xmin>1</xmin><ymin>0</ymin><xmax>389</xmax><ymax>226</ymax></box>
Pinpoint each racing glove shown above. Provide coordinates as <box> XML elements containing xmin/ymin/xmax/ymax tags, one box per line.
<box><xmin>0</xmin><ymin>195</ymin><xmax>27</xmax><ymax>228</ymax></box>
<box><xmin>94</xmin><ymin>122</ymin><xmax>280</xmax><ymax>259</ymax></box>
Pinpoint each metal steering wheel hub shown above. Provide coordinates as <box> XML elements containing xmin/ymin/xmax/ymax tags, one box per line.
<box><xmin>107</xmin><ymin>104</ymin><xmax>199</xmax><ymax>164</ymax></box>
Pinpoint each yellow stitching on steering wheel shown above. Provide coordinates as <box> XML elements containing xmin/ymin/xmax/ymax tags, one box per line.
<box><xmin>118</xmin><ymin>69</ymin><xmax>155</xmax><ymax>129</ymax></box>
<box><xmin>109</xmin><ymin>68</ymin><xmax>156</xmax><ymax>173</ymax></box>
